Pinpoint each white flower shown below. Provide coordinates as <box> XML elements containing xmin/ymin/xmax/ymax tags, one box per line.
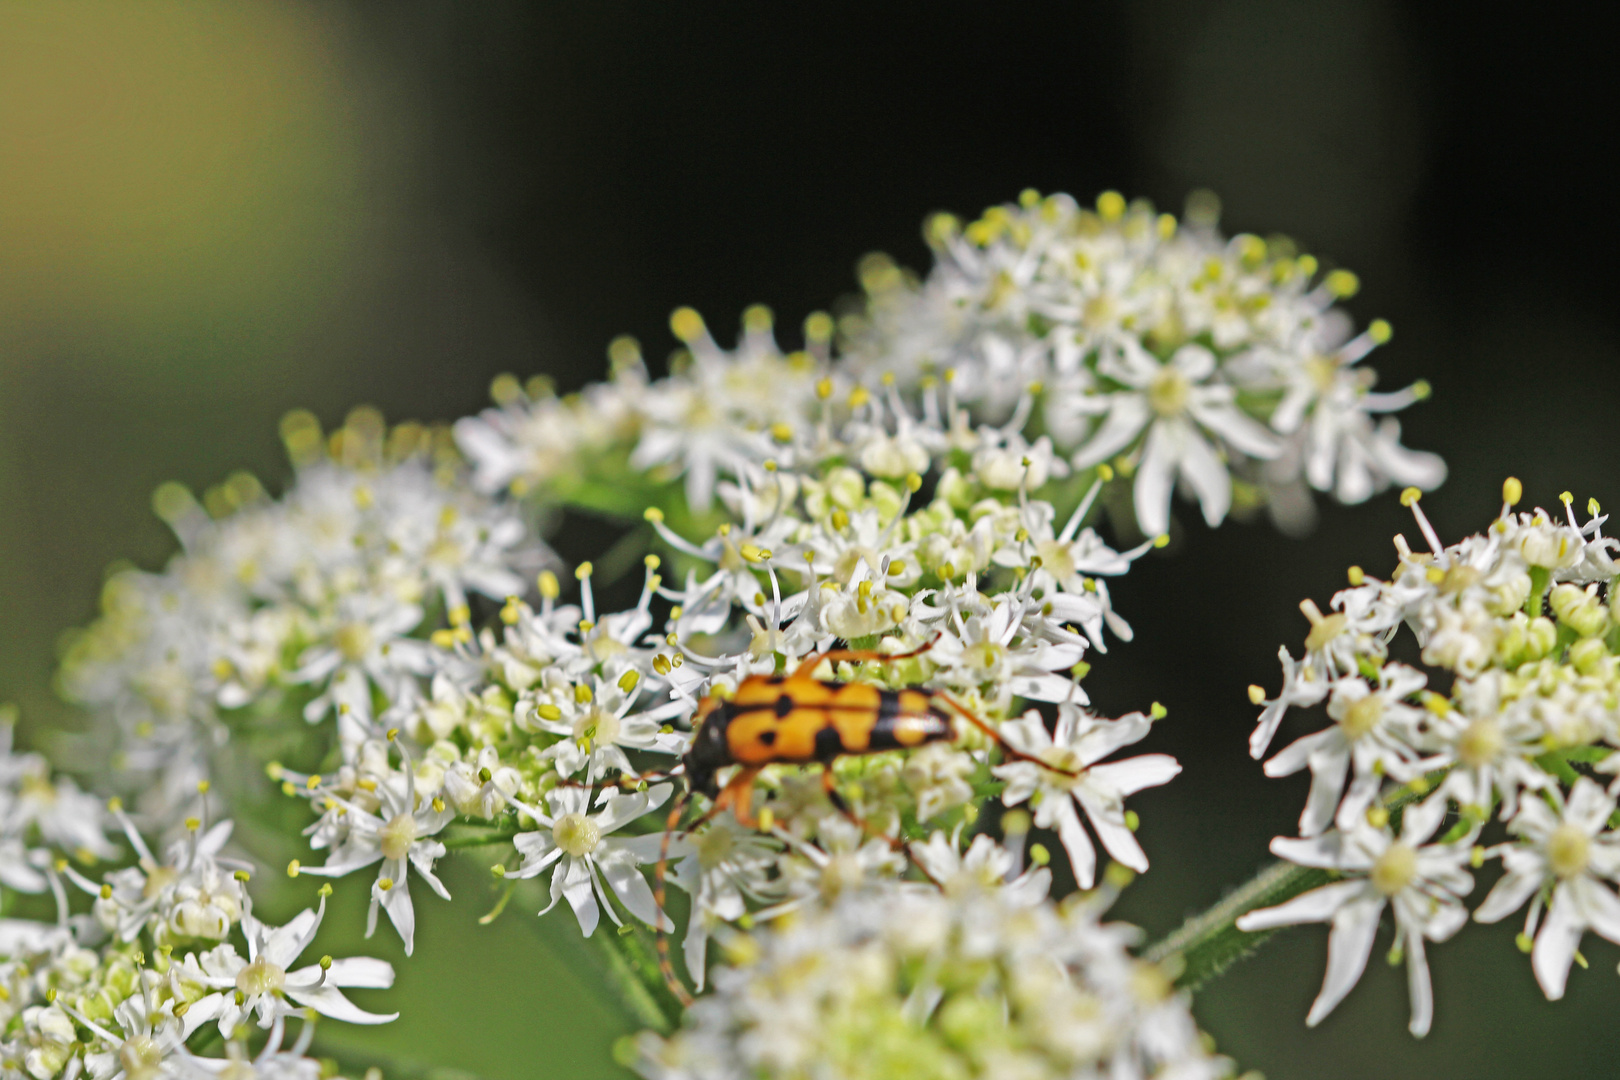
<box><xmin>178</xmin><ymin>1012</ymin><xmax>322</xmax><ymax>1080</ymax></box>
<box><xmin>298</xmin><ymin>761</ymin><xmax>454</xmax><ymax>955</ymax></box>
<box><xmin>530</xmin><ymin>669</ymin><xmax>688</xmax><ymax>784</ymax></box>
<box><xmin>761</xmin><ymin>817</ymin><xmax>908</xmax><ymax>915</ymax></box>
<box><xmin>994</xmin><ymin>704</ymin><xmax>1180</xmax><ymax>887</ymax></box>
<box><xmin>1071</xmin><ymin>342</ymin><xmax>1280</xmax><ymax>537</ymax></box>
<box><xmin>0</xmin><ymin>733</ymin><xmax>117</xmax><ymax>863</ymax></box>
<box><xmin>1247</xmin><ymin>646</ymin><xmax>1330</xmax><ymax>760</ymax></box>
<box><xmin>74</xmin><ymin>991</ymin><xmax>187</xmax><ymax>1080</ymax></box>
<box><xmin>293</xmin><ymin>593</ymin><xmax>433</xmax><ymax>731</ymax></box>
<box><xmin>666</xmin><ymin>816</ymin><xmax>781</xmax><ymax>990</ymax></box>
<box><xmin>1423</xmin><ymin>676</ymin><xmax>1551</xmax><ymax>822</ymax></box>
<box><xmin>1473</xmin><ymin>778</ymin><xmax>1620</xmax><ymax>1000</ymax></box>
<box><xmin>909</xmin><ymin>830</ymin><xmax>1050</xmax><ymax>906</ymax></box>
<box><xmin>1236</xmin><ymin>794</ymin><xmax>1473</xmax><ymax>1036</ymax></box>
<box><xmin>508</xmin><ymin>783</ymin><xmax>679</xmax><ymax>937</ymax></box>
<box><xmin>898</xmin><ymin>743</ymin><xmax>974</xmax><ymax>822</ymax></box>
<box><xmin>1262</xmin><ymin>666</ymin><xmax>1431</xmax><ymax>837</ymax></box>
<box><xmin>633</xmin><ymin>879</ymin><xmax>1228</xmax><ymax>1080</ymax></box>
<box><xmin>931</xmin><ymin>596</ymin><xmax>1086</xmax><ymax>706</ymax></box>
<box><xmin>1260</xmin><ymin>320</ymin><xmax>1444</xmax><ymax>505</ymax></box>
<box><xmin>182</xmin><ymin>892</ymin><xmax>396</xmax><ymax>1037</ymax></box>
<box><xmin>971</xmin><ymin>433</ymin><xmax>1068</xmax><ymax>492</ymax></box>
<box><xmin>77</xmin><ymin>815</ymin><xmax>247</xmax><ymax>945</ymax></box>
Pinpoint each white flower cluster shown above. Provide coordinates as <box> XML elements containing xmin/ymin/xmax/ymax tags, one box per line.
<box><xmin>44</xmin><ymin>189</ymin><xmax>1447</xmax><ymax>1075</ymax></box>
<box><xmin>631</xmin><ymin>876</ymin><xmax>1230</xmax><ymax>1080</ymax></box>
<box><xmin>261</xmin><ymin>453</ymin><xmax>1180</xmax><ymax>971</ymax></box>
<box><xmin>1</xmin><ymin>716</ymin><xmax>385</xmax><ymax>1080</ymax></box>
<box><xmin>58</xmin><ymin>410</ymin><xmax>549</xmax><ymax>824</ymax></box>
<box><xmin>1</xmin><ymin>713</ymin><xmax>116</xmax><ymax>896</ymax></box>
<box><xmin>1242</xmin><ymin>482</ymin><xmax>1620</xmax><ymax>1035</ymax></box>
<box><xmin>843</xmin><ymin>189</ymin><xmax>1444</xmax><ymax>535</ymax></box>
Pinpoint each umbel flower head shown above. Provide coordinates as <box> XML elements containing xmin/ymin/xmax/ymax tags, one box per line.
<box><xmin>0</xmin><ymin>726</ymin><xmax>375</xmax><ymax>1080</ymax></box>
<box><xmin>842</xmin><ymin>189</ymin><xmax>1443</xmax><ymax>535</ymax></box>
<box><xmin>631</xmin><ymin>878</ymin><xmax>1231</xmax><ymax>1080</ymax></box>
<box><xmin>36</xmin><ymin>187</ymin><xmax>1452</xmax><ymax>1080</ymax></box>
<box><xmin>1246</xmin><ymin>481</ymin><xmax>1620</xmax><ymax>1032</ymax></box>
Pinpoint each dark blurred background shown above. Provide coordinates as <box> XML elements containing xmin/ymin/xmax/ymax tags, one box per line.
<box><xmin>3</xmin><ymin>4</ymin><xmax>1618</xmax><ymax>1077</ymax></box>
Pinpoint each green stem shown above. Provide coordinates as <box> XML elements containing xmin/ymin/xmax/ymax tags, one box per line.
<box><xmin>593</xmin><ymin>926</ymin><xmax>684</xmax><ymax>1034</ymax></box>
<box><xmin>1142</xmin><ymin>860</ymin><xmax>1335</xmax><ymax>989</ymax></box>
<box><xmin>1144</xmin><ymin>770</ymin><xmax>1449</xmax><ymax>989</ymax></box>
<box><xmin>1527</xmin><ymin>564</ymin><xmax>1551</xmax><ymax>617</ymax></box>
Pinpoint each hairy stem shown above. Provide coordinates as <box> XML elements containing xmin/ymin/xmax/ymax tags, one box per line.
<box><xmin>1142</xmin><ymin>860</ymin><xmax>1334</xmax><ymax>989</ymax></box>
<box><xmin>1144</xmin><ymin>771</ymin><xmax>1449</xmax><ymax>989</ymax></box>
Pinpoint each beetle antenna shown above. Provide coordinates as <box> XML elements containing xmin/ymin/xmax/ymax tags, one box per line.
<box><xmin>935</xmin><ymin>690</ymin><xmax>1079</xmax><ymax>778</ymax></box>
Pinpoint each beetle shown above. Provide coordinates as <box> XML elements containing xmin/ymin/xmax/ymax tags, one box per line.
<box><xmin>651</xmin><ymin>636</ymin><xmax>1073</xmax><ymax>1004</ymax></box>
<box><xmin>679</xmin><ymin>639</ymin><xmax>960</xmax><ymax>827</ymax></box>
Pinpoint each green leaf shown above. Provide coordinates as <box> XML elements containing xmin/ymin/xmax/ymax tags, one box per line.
<box><xmin>1534</xmin><ymin>751</ymin><xmax>1582</xmax><ymax>787</ymax></box>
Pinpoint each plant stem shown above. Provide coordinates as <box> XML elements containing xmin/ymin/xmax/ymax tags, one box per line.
<box><xmin>1142</xmin><ymin>859</ymin><xmax>1335</xmax><ymax>989</ymax></box>
<box><xmin>1144</xmin><ymin>770</ymin><xmax>1450</xmax><ymax>989</ymax></box>
<box><xmin>593</xmin><ymin>926</ymin><xmax>684</xmax><ymax>1034</ymax></box>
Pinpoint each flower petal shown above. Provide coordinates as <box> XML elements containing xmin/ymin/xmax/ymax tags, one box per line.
<box><xmin>1306</xmin><ymin>894</ymin><xmax>1385</xmax><ymax>1026</ymax></box>
<box><xmin>1236</xmin><ymin>878</ymin><xmax>1365</xmax><ymax>932</ymax></box>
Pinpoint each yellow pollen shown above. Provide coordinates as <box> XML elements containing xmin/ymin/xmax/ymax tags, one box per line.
<box><xmin>1457</xmin><ymin>717</ymin><xmax>1504</xmax><ymax>768</ymax></box>
<box><xmin>1549</xmin><ymin>824</ymin><xmax>1591</xmax><ymax>879</ymax></box>
<box><xmin>1147</xmin><ymin>367</ymin><xmax>1190</xmax><ymax>417</ymax></box>
<box><xmin>379</xmin><ymin>813</ymin><xmax>419</xmax><ymax>861</ymax></box>
<box><xmin>1370</xmin><ymin>842</ymin><xmax>1416</xmax><ymax>896</ymax></box>
<box><xmin>1338</xmin><ymin>694</ymin><xmax>1385</xmax><ymax>740</ymax></box>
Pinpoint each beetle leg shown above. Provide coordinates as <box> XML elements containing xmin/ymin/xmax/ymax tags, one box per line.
<box><xmin>819</xmin><ymin>766</ymin><xmax>947</xmax><ymax>889</ymax></box>
<box><xmin>653</xmin><ymin>793</ymin><xmax>696</xmax><ymax>1007</ymax></box>
<box><xmin>710</xmin><ymin>765</ymin><xmax>763</xmax><ymax>829</ymax></box>
<box><xmin>820</xmin><ymin>766</ymin><xmax>850</xmax><ymax>814</ymax></box>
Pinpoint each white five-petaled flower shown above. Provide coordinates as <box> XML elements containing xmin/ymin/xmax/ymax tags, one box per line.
<box><xmin>298</xmin><ymin>760</ymin><xmax>454</xmax><ymax>955</ymax></box>
<box><xmin>182</xmin><ymin>891</ymin><xmax>397</xmax><ymax>1037</ymax></box>
<box><xmin>72</xmin><ymin>990</ymin><xmax>187</xmax><ymax>1080</ymax></box>
<box><xmin>293</xmin><ymin>593</ymin><xmax>433</xmax><ymax>735</ymax></box>
<box><xmin>1264</xmin><ymin>666</ymin><xmax>1431</xmax><ymax>837</ymax></box>
<box><xmin>993</xmin><ymin>704</ymin><xmax>1180</xmax><ymax>888</ymax></box>
<box><xmin>1424</xmin><ymin>674</ymin><xmax>1550</xmax><ymax>824</ymax></box>
<box><xmin>1071</xmin><ymin>342</ymin><xmax>1281</xmax><ymax>538</ymax></box>
<box><xmin>1237</xmin><ymin>794</ymin><xmax>1473</xmax><ymax>1037</ymax></box>
<box><xmin>932</xmin><ymin>597</ymin><xmax>1086</xmax><ymax>706</ymax></box>
<box><xmin>75</xmin><ymin>815</ymin><xmax>247</xmax><ymax>946</ymax></box>
<box><xmin>909</xmin><ymin>829</ymin><xmax>1051</xmax><ymax>907</ymax></box>
<box><xmin>665</xmin><ymin>815</ymin><xmax>782</xmax><ymax>990</ymax></box>
<box><xmin>1473</xmin><ymin>778</ymin><xmax>1620</xmax><ymax>1000</ymax></box>
<box><xmin>508</xmin><ymin>783</ymin><xmax>681</xmax><ymax>937</ymax></box>
<box><xmin>531</xmin><ymin>668</ymin><xmax>688</xmax><ymax>785</ymax></box>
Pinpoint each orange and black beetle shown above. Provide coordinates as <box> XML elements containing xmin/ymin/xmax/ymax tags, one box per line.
<box><xmin>680</xmin><ymin>648</ymin><xmax>956</xmax><ymax>824</ymax></box>
<box><xmin>653</xmin><ymin>638</ymin><xmax>1063</xmax><ymax>1005</ymax></box>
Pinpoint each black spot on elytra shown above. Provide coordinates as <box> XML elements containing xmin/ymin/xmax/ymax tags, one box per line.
<box><xmin>774</xmin><ymin>694</ymin><xmax>795</xmax><ymax>717</ymax></box>
<box><xmin>757</xmin><ymin>729</ymin><xmax>777</xmax><ymax>747</ymax></box>
<box><xmin>814</xmin><ymin>725</ymin><xmax>844</xmax><ymax>761</ymax></box>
